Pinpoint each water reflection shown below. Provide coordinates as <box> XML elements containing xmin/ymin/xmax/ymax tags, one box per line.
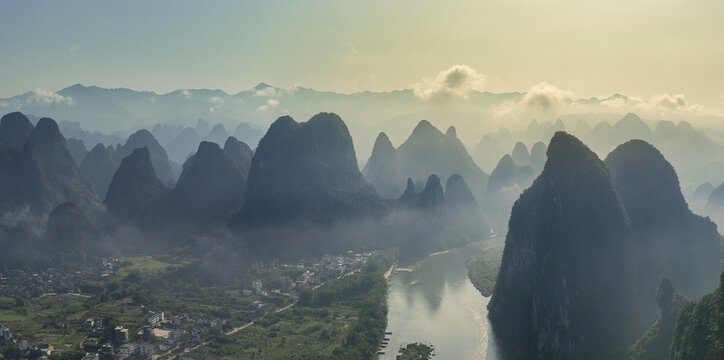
<box><xmin>381</xmin><ymin>247</ymin><xmax>501</xmax><ymax>359</ymax></box>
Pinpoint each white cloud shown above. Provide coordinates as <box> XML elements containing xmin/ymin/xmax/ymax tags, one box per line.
<box><xmin>595</xmin><ymin>93</ymin><xmax>702</xmax><ymax>116</ymax></box>
<box><xmin>494</xmin><ymin>82</ymin><xmax>706</xmax><ymax>126</ymax></box>
<box><xmin>494</xmin><ymin>82</ymin><xmax>572</xmax><ymax>120</ymax></box>
<box><xmin>413</xmin><ymin>64</ymin><xmax>486</xmax><ymax>100</ymax></box>
<box><xmin>257</xmin><ymin>99</ymin><xmax>279</xmax><ymax>112</ymax></box>
<box><xmin>253</xmin><ymin>87</ymin><xmax>277</xmax><ymax>98</ymax></box>
<box><xmin>26</xmin><ymin>89</ymin><xmax>73</xmax><ymax>106</ymax></box>
<box><xmin>521</xmin><ymin>82</ymin><xmax>572</xmax><ymax>114</ymax></box>
<box><xmin>208</xmin><ymin>96</ymin><xmax>225</xmax><ymax>112</ymax></box>
<box><xmin>285</xmin><ymin>84</ymin><xmax>300</xmax><ymax>95</ymax></box>
<box><xmin>647</xmin><ymin>94</ymin><xmax>698</xmax><ymax>112</ymax></box>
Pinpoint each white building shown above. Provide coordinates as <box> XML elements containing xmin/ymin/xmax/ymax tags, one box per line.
<box><xmin>252</xmin><ymin>279</ymin><xmax>263</xmax><ymax>293</ymax></box>
<box><xmin>0</xmin><ymin>325</ymin><xmax>12</xmax><ymax>341</ymax></box>
<box><xmin>147</xmin><ymin>312</ymin><xmax>164</xmax><ymax>326</ymax></box>
<box><xmin>115</xmin><ymin>344</ymin><xmax>135</xmax><ymax>360</ymax></box>
<box><xmin>135</xmin><ymin>343</ymin><xmax>154</xmax><ymax>357</ymax></box>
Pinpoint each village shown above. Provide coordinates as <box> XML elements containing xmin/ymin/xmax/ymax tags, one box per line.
<box><xmin>0</xmin><ymin>259</ymin><xmax>117</xmax><ymax>298</ymax></box>
<box><xmin>0</xmin><ymin>251</ymin><xmax>376</xmax><ymax>360</ymax></box>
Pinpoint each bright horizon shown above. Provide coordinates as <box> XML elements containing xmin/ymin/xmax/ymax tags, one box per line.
<box><xmin>1</xmin><ymin>0</ymin><xmax>723</xmax><ymax>114</ymax></box>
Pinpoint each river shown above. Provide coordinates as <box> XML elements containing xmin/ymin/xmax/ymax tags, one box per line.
<box><xmin>379</xmin><ymin>245</ymin><xmax>501</xmax><ymax>359</ymax></box>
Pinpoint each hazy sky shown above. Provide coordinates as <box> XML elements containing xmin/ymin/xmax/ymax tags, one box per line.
<box><xmin>1</xmin><ymin>0</ymin><xmax>722</xmax><ymax>109</ymax></box>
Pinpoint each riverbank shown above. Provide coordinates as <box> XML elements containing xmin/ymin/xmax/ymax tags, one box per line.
<box><xmin>465</xmin><ymin>246</ymin><xmax>503</xmax><ymax>297</ymax></box>
<box><xmin>381</xmin><ymin>245</ymin><xmax>501</xmax><ymax>360</ymax></box>
<box><xmin>180</xmin><ymin>252</ymin><xmax>394</xmax><ymax>360</ymax></box>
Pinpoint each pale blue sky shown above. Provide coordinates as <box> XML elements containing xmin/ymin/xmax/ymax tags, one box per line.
<box><xmin>1</xmin><ymin>0</ymin><xmax>722</xmax><ymax>109</ymax></box>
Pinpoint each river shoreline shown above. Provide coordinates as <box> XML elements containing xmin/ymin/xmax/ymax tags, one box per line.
<box><xmin>379</xmin><ymin>242</ymin><xmax>501</xmax><ymax>360</ymax></box>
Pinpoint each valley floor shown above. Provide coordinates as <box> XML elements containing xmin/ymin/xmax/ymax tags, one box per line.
<box><xmin>0</xmin><ymin>251</ymin><xmax>393</xmax><ymax>360</ymax></box>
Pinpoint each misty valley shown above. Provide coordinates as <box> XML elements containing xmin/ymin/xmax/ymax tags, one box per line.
<box><xmin>2</xmin><ymin>3</ymin><xmax>724</xmax><ymax>358</ymax></box>
<box><xmin>1</xmin><ymin>94</ymin><xmax>723</xmax><ymax>360</ymax></box>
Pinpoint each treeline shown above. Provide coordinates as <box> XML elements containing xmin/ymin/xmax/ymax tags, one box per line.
<box><xmin>629</xmin><ymin>273</ymin><xmax>724</xmax><ymax>360</ymax></box>
<box><xmin>669</xmin><ymin>272</ymin><xmax>724</xmax><ymax>360</ymax></box>
<box><xmin>80</xmin><ymin>268</ymin><xmax>261</xmax><ymax>322</ymax></box>
<box><xmin>300</xmin><ymin>252</ymin><xmax>394</xmax><ymax>359</ymax></box>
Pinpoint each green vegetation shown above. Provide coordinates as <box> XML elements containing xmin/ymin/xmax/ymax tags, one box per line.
<box><xmin>80</xmin><ymin>258</ymin><xmax>292</xmax><ymax>329</ymax></box>
<box><xmin>628</xmin><ymin>279</ymin><xmax>688</xmax><ymax>360</ymax></box>
<box><xmin>115</xmin><ymin>255</ymin><xmax>192</xmax><ymax>277</ymax></box>
<box><xmin>0</xmin><ymin>255</ymin><xmax>290</xmax><ymax>356</ymax></box>
<box><xmin>397</xmin><ymin>342</ymin><xmax>435</xmax><ymax>359</ymax></box>
<box><xmin>669</xmin><ymin>272</ymin><xmax>724</xmax><ymax>360</ymax></box>
<box><xmin>1</xmin><ymin>247</ymin><xmax>395</xmax><ymax>360</ymax></box>
<box><xmin>465</xmin><ymin>246</ymin><xmax>502</xmax><ymax>297</ymax></box>
<box><xmin>183</xmin><ymin>253</ymin><xmax>393</xmax><ymax>360</ymax></box>
<box><xmin>629</xmin><ymin>273</ymin><xmax>724</xmax><ymax>360</ymax></box>
<box><xmin>0</xmin><ymin>293</ymin><xmax>145</xmax><ymax>353</ymax></box>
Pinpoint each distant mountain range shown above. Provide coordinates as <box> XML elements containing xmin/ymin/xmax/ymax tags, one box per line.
<box><xmin>5</xmin><ymin>83</ymin><xmax>723</xmax><ymax>167</ymax></box>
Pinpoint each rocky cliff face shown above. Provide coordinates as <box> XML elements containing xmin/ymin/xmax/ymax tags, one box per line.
<box><xmin>394</xmin><ymin>173</ymin><xmax>489</xmax><ymax>259</ymax></box>
<box><xmin>529</xmin><ymin>141</ymin><xmax>547</xmax><ymax>174</ymax></box>
<box><xmin>481</xmin><ymin>154</ymin><xmax>533</xmax><ymax>234</ymax></box>
<box><xmin>114</xmin><ymin>129</ymin><xmax>175</xmax><ymax>185</ymax></box>
<box><xmin>489</xmin><ymin>132</ymin><xmax>649</xmax><ymax>360</ymax></box>
<box><xmin>365</xmin><ymin>120</ymin><xmax>489</xmax><ymax>201</ymax></box>
<box><xmin>222</xmin><ymin>136</ymin><xmax>253</xmax><ymax>177</ymax></box>
<box><xmin>165</xmin><ymin>141</ymin><xmax>246</xmax><ymax>225</ymax></box>
<box><xmin>396</xmin><ymin>121</ymin><xmax>489</xmax><ymax>197</ymax></box>
<box><xmin>25</xmin><ymin>118</ymin><xmax>88</xmax><ymax>181</ymax></box>
<box><xmin>706</xmin><ymin>181</ymin><xmax>724</xmax><ymax>210</ymax></box>
<box><xmin>693</xmin><ymin>182</ymin><xmax>714</xmax><ymax>204</ymax></box>
<box><xmin>511</xmin><ymin>141</ymin><xmax>530</xmax><ymax>166</ymax></box>
<box><xmin>205</xmin><ymin>123</ymin><xmax>229</xmax><ymax>145</ymax></box>
<box><xmin>66</xmin><ymin>138</ymin><xmax>88</xmax><ymax>165</ymax></box>
<box><xmin>166</xmin><ymin>127</ymin><xmax>201</xmax><ymax>164</ymax></box>
<box><xmin>605</xmin><ymin>139</ymin><xmax>722</xmax><ymax>298</ymax></box>
<box><xmin>231</xmin><ymin>113</ymin><xmax>385</xmax><ymax>227</ymax></box>
<box><xmin>0</xmin><ymin>116</ymin><xmax>98</xmax><ymax>214</ymax></box>
<box><xmin>0</xmin><ymin>112</ymin><xmax>34</xmax><ymax>148</ymax></box>
<box><xmin>105</xmin><ymin>147</ymin><xmax>168</xmax><ymax>223</ymax></box>
<box><xmin>362</xmin><ymin>132</ymin><xmax>403</xmax><ymax>198</ymax></box>
<box><xmin>485</xmin><ymin>154</ymin><xmax>533</xmax><ymax>195</ymax></box>
<box><xmin>584</xmin><ymin>113</ymin><xmax>652</xmax><ymax>155</ymax></box>
<box><xmin>81</xmin><ymin>143</ymin><xmax>119</xmax><ymax>198</ymax></box>
<box><xmin>445</xmin><ymin>174</ymin><xmax>489</xmax><ymax>240</ymax></box>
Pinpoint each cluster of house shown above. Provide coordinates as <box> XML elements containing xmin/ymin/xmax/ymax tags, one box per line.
<box><xmin>295</xmin><ymin>251</ymin><xmax>374</xmax><ymax>286</ymax></box>
<box><xmin>0</xmin><ymin>258</ymin><xmax>117</xmax><ymax>298</ymax></box>
<box><xmin>2</xmin><ymin>324</ymin><xmax>53</xmax><ymax>359</ymax></box>
<box><xmin>244</xmin><ymin>251</ymin><xmax>375</xmax><ymax>297</ymax></box>
<box><xmin>80</xmin><ymin>325</ymin><xmax>132</xmax><ymax>360</ymax></box>
<box><xmin>13</xmin><ymin>339</ymin><xmax>54</xmax><ymax>358</ymax></box>
<box><xmin>81</xmin><ymin>311</ymin><xmax>222</xmax><ymax>360</ymax></box>
<box><xmin>78</xmin><ymin>325</ymin><xmax>147</xmax><ymax>360</ymax></box>
<box><xmin>162</xmin><ymin>313</ymin><xmax>221</xmax><ymax>329</ymax></box>
<box><xmin>247</xmin><ymin>301</ymin><xmax>267</xmax><ymax>318</ymax></box>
